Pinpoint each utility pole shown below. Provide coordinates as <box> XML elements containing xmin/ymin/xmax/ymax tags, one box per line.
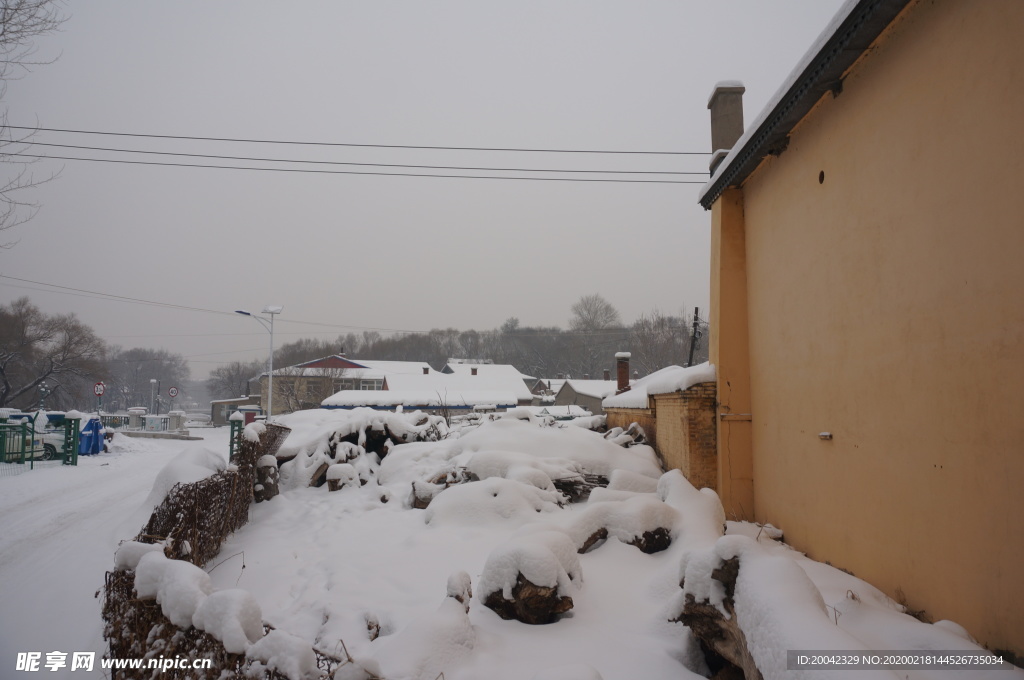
<box><xmin>687</xmin><ymin>307</ymin><xmax>702</xmax><ymax>367</ymax></box>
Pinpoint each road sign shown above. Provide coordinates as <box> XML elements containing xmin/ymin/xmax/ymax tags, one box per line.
<box><xmin>168</xmin><ymin>387</ymin><xmax>179</xmax><ymax>398</ymax></box>
<box><xmin>94</xmin><ymin>382</ymin><xmax>105</xmax><ymax>396</ymax></box>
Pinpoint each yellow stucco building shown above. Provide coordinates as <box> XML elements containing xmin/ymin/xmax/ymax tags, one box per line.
<box><xmin>699</xmin><ymin>0</ymin><xmax>1023</xmax><ymax>657</ymax></box>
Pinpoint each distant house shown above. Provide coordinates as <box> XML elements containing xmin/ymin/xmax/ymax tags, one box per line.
<box><xmin>441</xmin><ymin>359</ymin><xmax>536</xmax><ymax>405</ymax></box>
<box><xmin>698</xmin><ymin>0</ymin><xmax>1023</xmax><ymax>653</ymax></box>
<box><xmin>209</xmin><ymin>396</ymin><xmax>262</xmax><ymax>426</ymax></box>
<box><xmin>553</xmin><ymin>379</ymin><xmax>620</xmax><ymax>415</ymax></box>
<box><xmin>322</xmin><ymin>370</ymin><xmax>517</xmax><ymax>414</ymax></box>
<box><xmin>259</xmin><ymin>356</ymin><xmax>434</xmax><ymax>415</ymax></box>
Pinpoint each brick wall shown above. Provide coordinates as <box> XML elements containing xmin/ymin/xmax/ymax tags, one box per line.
<box><xmin>606</xmin><ymin>382</ymin><xmax>717</xmax><ymax>490</ymax></box>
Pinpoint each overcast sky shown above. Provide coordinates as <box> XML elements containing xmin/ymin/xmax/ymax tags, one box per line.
<box><xmin>0</xmin><ymin>1</ymin><xmax>845</xmax><ymax>379</ymax></box>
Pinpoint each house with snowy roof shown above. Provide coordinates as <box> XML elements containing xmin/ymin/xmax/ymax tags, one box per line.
<box><xmin>698</xmin><ymin>0</ymin><xmax>1023</xmax><ymax>653</ymax></box>
<box><xmin>259</xmin><ymin>355</ymin><xmax>434</xmax><ymax>415</ymax></box>
<box><xmin>321</xmin><ymin>370</ymin><xmax>518</xmax><ymax>414</ymax></box>
<box><xmin>552</xmin><ymin>379</ymin><xmax>621</xmax><ymax>415</ymax></box>
<box><xmin>441</xmin><ymin>359</ymin><xmax>536</xmax><ymax>405</ymax></box>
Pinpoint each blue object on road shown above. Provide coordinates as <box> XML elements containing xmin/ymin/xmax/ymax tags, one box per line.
<box><xmin>78</xmin><ymin>417</ymin><xmax>104</xmax><ymax>455</ymax></box>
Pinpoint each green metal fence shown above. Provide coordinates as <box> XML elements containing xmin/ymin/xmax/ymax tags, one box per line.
<box><xmin>0</xmin><ymin>417</ymin><xmax>80</xmax><ymax>478</ymax></box>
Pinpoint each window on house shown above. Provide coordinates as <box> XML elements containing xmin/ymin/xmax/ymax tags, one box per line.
<box><xmin>334</xmin><ymin>378</ymin><xmax>356</xmax><ymax>391</ymax></box>
<box><xmin>360</xmin><ymin>379</ymin><xmax>383</xmax><ymax>390</ymax></box>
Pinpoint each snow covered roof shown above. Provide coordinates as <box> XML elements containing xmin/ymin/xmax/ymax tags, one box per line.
<box><xmin>519</xmin><ymin>405</ymin><xmax>592</xmax><ymax>418</ymax></box>
<box><xmin>560</xmin><ymin>379</ymin><xmax>620</xmax><ymax>400</ymax></box>
<box><xmin>439</xmin><ymin>363</ymin><xmax>536</xmax><ymax>402</ymax></box>
<box><xmin>698</xmin><ymin>0</ymin><xmax>910</xmax><ymax>209</ymax></box>
<box><xmin>272</xmin><ymin>356</ymin><xmax>435</xmax><ymax>379</ymax></box>
<box><xmin>602</xmin><ymin>363</ymin><xmax>716</xmax><ymax>409</ymax></box>
<box><xmin>322</xmin><ymin>389</ymin><xmax>517</xmax><ymax>409</ymax></box>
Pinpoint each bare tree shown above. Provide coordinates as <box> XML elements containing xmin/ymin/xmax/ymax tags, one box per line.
<box><xmin>0</xmin><ymin>0</ymin><xmax>66</xmax><ymax>245</ymax></box>
<box><xmin>569</xmin><ymin>294</ymin><xmax>622</xmax><ymax>333</ymax></box>
<box><xmin>105</xmin><ymin>347</ymin><xmax>191</xmax><ymax>411</ymax></box>
<box><xmin>0</xmin><ymin>297</ymin><xmax>106</xmax><ymax>409</ymax></box>
<box><xmin>206</xmin><ymin>359</ymin><xmax>265</xmax><ymax>401</ymax></box>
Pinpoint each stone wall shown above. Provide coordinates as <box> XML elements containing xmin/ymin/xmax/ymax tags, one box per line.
<box><xmin>606</xmin><ymin>382</ymin><xmax>717</xmax><ymax>490</ymax></box>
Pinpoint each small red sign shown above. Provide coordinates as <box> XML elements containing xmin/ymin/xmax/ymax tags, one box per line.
<box><xmin>93</xmin><ymin>382</ymin><xmax>105</xmax><ymax>396</ymax></box>
<box><xmin>168</xmin><ymin>387</ymin><xmax>179</xmax><ymax>398</ymax></box>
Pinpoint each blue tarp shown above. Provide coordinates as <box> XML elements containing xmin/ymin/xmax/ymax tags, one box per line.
<box><xmin>78</xmin><ymin>417</ymin><xmax>104</xmax><ymax>455</ymax></box>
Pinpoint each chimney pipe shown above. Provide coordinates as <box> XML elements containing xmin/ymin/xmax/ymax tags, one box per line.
<box><xmin>603</xmin><ymin>369</ymin><xmax>610</xmax><ymax>381</ymax></box>
<box><xmin>615</xmin><ymin>352</ymin><xmax>631</xmax><ymax>394</ymax></box>
<box><xmin>708</xmin><ymin>81</ymin><xmax>745</xmax><ymax>174</ymax></box>
<box><xmin>423</xmin><ymin>367</ymin><xmax>429</xmax><ymax>375</ymax></box>
<box><xmin>471</xmin><ymin>367</ymin><xmax>478</xmax><ymax>376</ymax></box>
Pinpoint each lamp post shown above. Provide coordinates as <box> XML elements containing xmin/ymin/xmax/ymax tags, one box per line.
<box><xmin>236</xmin><ymin>305</ymin><xmax>283</xmax><ymax>419</ymax></box>
<box><xmin>39</xmin><ymin>381</ymin><xmax>49</xmax><ymax>410</ymax></box>
<box><xmin>150</xmin><ymin>378</ymin><xmax>157</xmax><ymax>414</ymax></box>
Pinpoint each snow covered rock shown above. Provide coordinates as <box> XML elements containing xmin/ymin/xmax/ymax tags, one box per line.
<box><xmin>326</xmin><ymin>463</ymin><xmax>359</xmax><ymax>492</ymax></box>
<box><xmin>478</xmin><ymin>530</ymin><xmax>581</xmax><ymax>624</ymax></box>
<box><xmin>568</xmin><ymin>494</ymin><xmax>679</xmax><ymax>554</ymax></box>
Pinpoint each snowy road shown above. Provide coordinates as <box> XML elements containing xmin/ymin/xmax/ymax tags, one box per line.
<box><xmin>0</xmin><ymin>429</ymin><xmax>229</xmax><ymax>678</ymax></box>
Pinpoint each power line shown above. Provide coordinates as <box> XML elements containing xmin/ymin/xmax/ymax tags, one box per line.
<box><xmin>10</xmin><ymin>152</ymin><xmax>706</xmax><ymax>184</ymax></box>
<box><xmin>24</xmin><ymin>141</ymin><xmax>709</xmax><ymax>176</ymax></box>
<box><xmin>6</xmin><ymin>125</ymin><xmax>711</xmax><ymax>155</ymax></box>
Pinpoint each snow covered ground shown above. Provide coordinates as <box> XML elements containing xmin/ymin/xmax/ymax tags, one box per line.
<box><xmin>1</xmin><ymin>415</ymin><xmax>1019</xmax><ymax>680</ymax></box>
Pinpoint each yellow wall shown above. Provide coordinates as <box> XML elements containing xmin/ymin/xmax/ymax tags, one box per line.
<box><xmin>725</xmin><ymin>0</ymin><xmax>1024</xmax><ymax>654</ymax></box>
<box><xmin>710</xmin><ymin>188</ymin><xmax>754</xmax><ymax>520</ymax></box>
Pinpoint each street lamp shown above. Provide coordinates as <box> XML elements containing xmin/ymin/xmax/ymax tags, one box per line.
<box><xmin>150</xmin><ymin>378</ymin><xmax>157</xmax><ymax>414</ymax></box>
<box><xmin>236</xmin><ymin>305</ymin><xmax>283</xmax><ymax>419</ymax></box>
<box><xmin>39</xmin><ymin>381</ymin><xmax>49</xmax><ymax>410</ymax></box>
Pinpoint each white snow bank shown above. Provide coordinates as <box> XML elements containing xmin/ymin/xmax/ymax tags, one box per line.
<box><xmin>275</xmin><ymin>407</ymin><xmax>446</xmax><ymax>461</ymax></box>
<box><xmin>466</xmin><ymin>449</ymin><xmax>585</xmax><ymax>492</ymax></box>
<box><xmin>566</xmin><ymin>495</ymin><xmax>679</xmax><ymax>549</ymax></box>
<box><xmin>248</xmin><ymin>629</ymin><xmax>319</xmax><ymax>680</ymax></box>
<box><xmin>192</xmin><ymin>589</ymin><xmax>264</xmax><ymax>654</ymax></box>
<box><xmin>477</xmin><ymin>530</ymin><xmax>582</xmax><ymax>602</ymax></box>
<box><xmin>424</xmin><ymin>478</ymin><xmax>564</xmax><ymax>525</ymax></box>
<box><xmin>113</xmin><ymin>541</ymin><xmax>165</xmax><ymax>571</ymax></box>
<box><xmin>409</xmin><ymin>418</ymin><xmax>662</xmax><ymax>481</ymax></box>
<box><xmin>371</xmin><ymin>596</ymin><xmax>476</xmax><ymax>680</ymax></box>
<box><xmin>603</xmin><ymin>363</ymin><xmax>716</xmax><ymax>409</ymax></box>
<box><xmin>134</xmin><ymin>551</ymin><xmax>214</xmax><ymax>628</ymax></box>
<box><xmin>608</xmin><ymin>468</ymin><xmax>660</xmax><ymax>493</ymax></box>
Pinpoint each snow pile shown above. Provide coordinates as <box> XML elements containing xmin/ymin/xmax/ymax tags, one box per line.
<box><xmin>466</xmin><ymin>449</ymin><xmax>585</xmax><ymax>492</ymax></box>
<box><xmin>477</xmin><ymin>530</ymin><xmax>582</xmax><ymax>603</ymax></box>
<box><xmin>326</xmin><ymin>463</ymin><xmax>358</xmax><ymax>488</ymax></box>
<box><xmin>275</xmin><ymin>407</ymin><xmax>447</xmax><ymax>460</ymax></box>
<box><xmin>192</xmin><ymin>589</ymin><xmax>264</xmax><ymax>654</ymax></box>
<box><xmin>566</xmin><ymin>494</ymin><xmax>679</xmax><ymax>550</ymax></box>
<box><xmin>135</xmin><ymin>551</ymin><xmax>215</xmax><ymax>628</ymax></box>
<box><xmin>424</xmin><ymin>477</ymin><xmax>565</xmax><ymax>525</ymax></box>
<box><xmin>113</xmin><ymin>540</ymin><xmax>165</xmax><ymax>571</ymax></box>
<box><xmin>371</xmin><ymin>589</ymin><xmax>476</xmax><ymax>680</ymax></box>
<box><xmin>381</xmin><ymin>417</ymin><xmax>662</xmax><ymax>488</ymax></box>
<box><xmin>603</xmin><ymin>363</ymin><xmax>716</xmax><ymax>409</ymax></box>
<box><xmin>248</xmin><ymin>630</ymin><xmax>320</xmax><ymax>680</ymax></box>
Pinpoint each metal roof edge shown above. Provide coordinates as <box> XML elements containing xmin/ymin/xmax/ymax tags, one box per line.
<box><xmin>698</xmin><ymin>0</ymin><xmax>910</xmax><ymax>210</ymax></box>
